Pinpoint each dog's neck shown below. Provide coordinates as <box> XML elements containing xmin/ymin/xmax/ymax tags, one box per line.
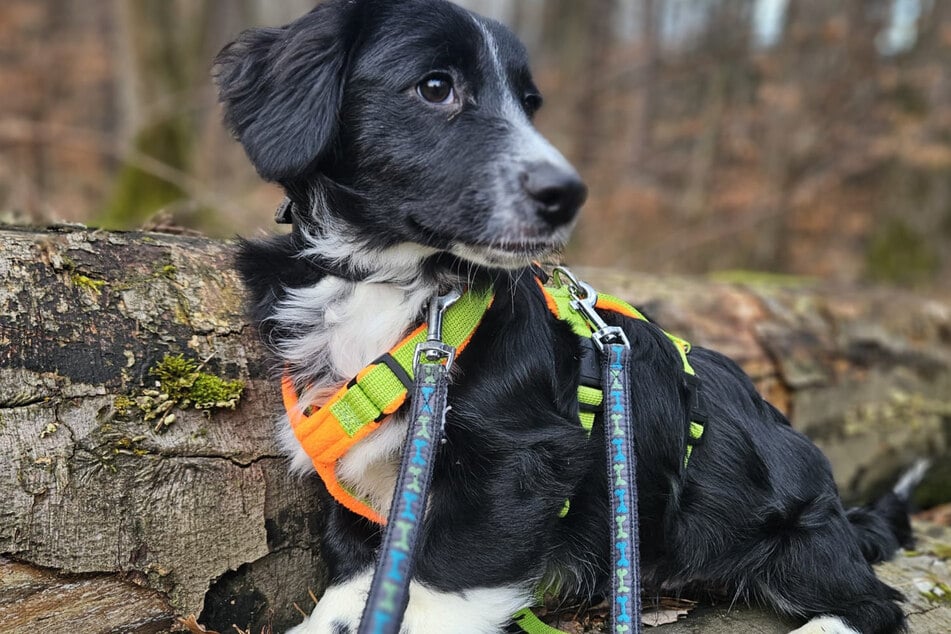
<box><xmin>272</xmin><ymin>188</ymin><xmax>509</xmax><ymax>395</ymax></box>
<box><xmin>287</xmin><ymin>185</ymin><xmax>436</xmax><ymax>285</ymax></box>
<box><xmin>272</xmin><ymin>231</ymin><xmax>463</xmax><ymax>399</ymax></box>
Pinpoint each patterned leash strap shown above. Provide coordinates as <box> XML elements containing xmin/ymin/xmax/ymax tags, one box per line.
<box><xmin>603</xmin><ymin>343</ymin><xmax>640</xmax><ymax>633</ymax></box>
<box><xmin>551</xmin><ymin>267</ymin><xmax>641</xmax><ymax>634</ymax></box>
<box><xmin>358</xmin><ymin>291</ymin><xmax>460</xmax><ymax>634</ymax></box>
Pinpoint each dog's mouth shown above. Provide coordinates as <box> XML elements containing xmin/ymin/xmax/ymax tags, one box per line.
<box><xmin>406</xmin><ymin>214</ymin><xmax>568</xmax><ymax>269</ymax></box>
<box><xmin>448</xmin><ymin>240</ymin><xmax>564</xmax><ymax>269</ymax></box>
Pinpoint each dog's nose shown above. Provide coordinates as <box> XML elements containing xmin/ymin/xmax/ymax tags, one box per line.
<box><xmin>522</xmin><ymin>163</ymin><xmax>588</xmax><ymax>226</ymax></box>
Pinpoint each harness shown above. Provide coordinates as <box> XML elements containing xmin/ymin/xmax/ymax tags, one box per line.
<box><xmin>537</xmin><ymin>276</ymin><xmax>705</xmax><ymax>461</ymax></box>
<box><xmin>280</xmin><ymin>269</ymin><xmax>706</xmax><ymax>633</ymax></box>
<box><xmin>282</xmin><ymin>288</ymin><xmax>494</xmax><ymax>525</ymax></box>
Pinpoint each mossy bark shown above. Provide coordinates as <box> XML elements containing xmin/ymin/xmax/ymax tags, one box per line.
<box><xmin>0</xmin><ymin>226</ymin><xmax>323</xmax><ymax>633</ymax></box>
<box><xmin>1</xmin><ymin>227</ymin><xmax>949</xmax><ymax>632</ymax></box>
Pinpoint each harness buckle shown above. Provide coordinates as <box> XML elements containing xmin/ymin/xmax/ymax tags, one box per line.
<box><xmin>413</xmin><ymin>289</ymin><xmax>462</xmax><ymax>371</ymax></box>
<box><xmin>552</xmin><ymin>267</ymin><xmax>630</xmax><ymax>351</ymax></box>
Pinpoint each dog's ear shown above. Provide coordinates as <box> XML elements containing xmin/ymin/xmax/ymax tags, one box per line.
<box><xmin>213</xmin><ymin>1</ymin><xmax>355</xmax><ymax>182</ymax></box>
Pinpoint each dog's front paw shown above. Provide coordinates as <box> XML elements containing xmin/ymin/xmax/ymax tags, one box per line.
<box><xmin>286</xmin><ymin>572</ymin><xmax>371</xmax><ymax>634</ymax></box>
<box><xmin>286</xmin><ymin>621</ymin><xmax>352</xmax><ymax>634</ymax></box>
<box><xmin>286</xmin><ymin>573</ymin><xmax>529</xmax><ymax>634</ymax></box>
<box><xmin>788</xmin><ymin>616</ymin><xmax>860</xmax><ymax>634</ymax></box>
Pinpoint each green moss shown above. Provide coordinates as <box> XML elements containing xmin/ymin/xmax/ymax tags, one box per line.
<box><xmin>866</xmin><ymin>218</ymin><xmax>940</xmax><ymax>285</ymax></box>
<box><xmin>158</xmin><ymin>264</ymin><xmax>177</xmax><ymax>278</ymax></box>
<box><xmin>71</xmin><ymin>274</ymin><xmax>106</xmax><ymax>295</ymax></box>
<box><xmin>113</xmin><ymin>395</ymin><xmax>136</xmax><ymax>417</ymax></box>
<box><xmin>920</xmin><ymin>580</ymin><xmax>951</xmax><ymax>605</ymax></box>
<box><xmin>142</xmin><ymin>354</ymin><xmax>245</xmax><ymax>429</ymax></box>
<box><xmin>188</xmin><ymin>373</ymin><xmax>244</xmax><ymax>409</ymax></box>
<box><xmin>108</xmin><ymin>355</ymin><xmax>245</xmax><ymax>434</ymax></box>
<box><xmin>149</xmin><ymin>353</ymin><xmax>199</xmax><ymax>400</ymax></box>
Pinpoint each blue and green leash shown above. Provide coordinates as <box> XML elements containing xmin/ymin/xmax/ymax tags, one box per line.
<box><xmin>358</xmin><ymin>274</ymin><xmax>645</xmax><ymax>634</ymax></box>
<box><xmin>554</xmin><ymin>268</ymin><xmax>641</xmax><ymax>634</ymax></box>
<box><xmin>358</xmin><ymin>291</ymin><xmax>459</xmax><ymax>634</ymax></box>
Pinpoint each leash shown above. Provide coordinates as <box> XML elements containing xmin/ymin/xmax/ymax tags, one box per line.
<box><xmin>357</xmin><ymin>290</ymin><xmax>461</xmax><ymax>634</ymax></box>
<box><xmin>552</xmin><ymin>268</ymin><xmax>642</xmax><ymax>634</ymax></box>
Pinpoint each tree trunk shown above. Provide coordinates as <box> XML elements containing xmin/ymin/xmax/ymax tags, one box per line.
<box><xmin>1</xmin><ymin>226</ymin><xmax>950</xmax><ymax>632</ymax></box>
<box><xmin>0</xmin><ymin>225</ymin><xmax>324</xmax><ymax>633</ymax></box>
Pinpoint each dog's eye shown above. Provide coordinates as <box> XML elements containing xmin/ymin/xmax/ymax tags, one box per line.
<box><xmin>417</xmin><ymin>74</ymin><xmax>455</xmax><ymax>105</ymax></box>
<box><xmin>523</xmin><ymin>93</ymin><xmax>543</xmax><ymax>114</ymax></box>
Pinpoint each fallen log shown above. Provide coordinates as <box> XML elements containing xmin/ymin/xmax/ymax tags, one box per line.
<box><xmin>0</xmin><ymin>225</ymin><xmax>948</xmax><ymax>632</ymax></box>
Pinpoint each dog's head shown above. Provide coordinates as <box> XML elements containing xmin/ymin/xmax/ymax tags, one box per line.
<box><xmin>215</xmin><ymin>0</ymin><xmax>586</xmax><ymax>270</ymax></box>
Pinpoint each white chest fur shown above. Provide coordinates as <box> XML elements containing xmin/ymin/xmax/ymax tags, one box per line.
<box><xmin>272</xmin><ymin>275</ymin><xmax>434</xmax><ymax>517</ymax></box>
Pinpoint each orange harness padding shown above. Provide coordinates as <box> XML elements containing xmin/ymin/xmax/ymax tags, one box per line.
<box><xmin>281</xmin><ymin>289</ymin><xmax>493</xmax><ymax>524</ymax></box>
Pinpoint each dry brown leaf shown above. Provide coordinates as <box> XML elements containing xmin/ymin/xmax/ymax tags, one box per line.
<box><xmin>642</xmin><ymin>597</ymin><xmax>697</xmax><ymax>627</ymax></box>
<box><xmin>177</xmin><ymin>615</ymin><xmax>221</xmax><ymax>634</ymax></box>
<box><xmin>642</xmin><ymin>607</ymin><xmax>691</xmax><ymax>627</ymax></box>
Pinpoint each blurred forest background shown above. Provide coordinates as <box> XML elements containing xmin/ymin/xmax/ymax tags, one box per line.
<box><xmin>2</xmin><ymin>0</ymin><xmax>950</xmax><ymax>287</ymax></box>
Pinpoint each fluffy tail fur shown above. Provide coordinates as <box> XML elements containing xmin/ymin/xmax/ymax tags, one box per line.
<box><xmin>845</xmin><ymin>460</ymin><xmax>930</xmax><ymax>564</ymax></box>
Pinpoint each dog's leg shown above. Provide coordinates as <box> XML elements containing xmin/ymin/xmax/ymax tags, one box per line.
<box><xmin>287</xmin><ymin>570</ymin><xmax>373</xmax><ymax>634</ymax></box>
<box><xmin>398</xmin><ymin>582</ymin><xmax>530</xmax><ymax>634</ymax></box>
<box><xmin>747</xmin><ymin>498</ymin><xmax>907</xmax><ymax>634</ymax></box>
<box><xmin>787</xmin><ymin>616</ymin><xmax>860</xmax><ymax>634</ymax></box>
<box><xmin>287</xmin><ymin>571</ymin><xmax>529</xmax><ymax>634</ymax></box>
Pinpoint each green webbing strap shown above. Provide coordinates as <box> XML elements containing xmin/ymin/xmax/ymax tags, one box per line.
<box><xmin>543</xmin><ymin>286</ymin><xmax>704</xmax><ymax>458</ymax></box>
<box><xmin>685</xmin><ymin>421</ymin><xmax>705</xmax><ymax>467</ymax></box>
<box><xmin>393</xmin><ymin>288</ymin><xmax>494</xmax><ymax>372</ymax></box>
<box><xmin>511</xmin><ymin>608</ymin><xmax>570</xmax><ymax>634</ymax></box>
<box><xmin>547</xmin><ymin>286</ymin><xmax>592</xmax><ymax>337</ymax></box>
<box><xmin>577</xmin><ymin>385</ymin><xmax>602</xmax><ymax>433</ymax></box>
<box><xmin>328</xmin><ymin>288</ymin><xmax>493</xmax><ymax>437</ymax></box>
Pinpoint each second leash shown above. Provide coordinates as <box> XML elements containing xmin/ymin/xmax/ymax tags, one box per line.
<box><xmin>554</xmin><ymin>267</ymin><xmax>642</xmax><ymax>634</ymax></box>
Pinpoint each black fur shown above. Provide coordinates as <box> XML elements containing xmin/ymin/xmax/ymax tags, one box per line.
<box><xmin>217</xmin><ymin>2</ymin><xmax>917</xmax><ymax>632</ymax></box>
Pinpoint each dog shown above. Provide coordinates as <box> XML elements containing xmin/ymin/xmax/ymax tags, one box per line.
<box><xmin>214</xmin><ymin>1</ymin><xmax>918</xmax><ymax>632</ymax></box>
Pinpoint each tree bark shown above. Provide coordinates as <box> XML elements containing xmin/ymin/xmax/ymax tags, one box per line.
<box><xmin>0</xmin><ymin>225</ymin><xmax>323</xmax><ymax>633</ymax></box>
<box><xmin>1</xmin><ymin>226</ymin><xmax>950</xmax><ymax>632</ymax></box>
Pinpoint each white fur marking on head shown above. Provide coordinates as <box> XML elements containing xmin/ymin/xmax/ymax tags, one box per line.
<box><xmin>471</xmin><ymin>16</ymin><xmax>574</xmax><ymax>173</ymax></box>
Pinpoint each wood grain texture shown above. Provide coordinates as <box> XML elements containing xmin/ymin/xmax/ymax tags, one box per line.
<box><xmin>0</xmin><ymin>226</ymin><xmax>324</xmax><ymax>632</ymax></box>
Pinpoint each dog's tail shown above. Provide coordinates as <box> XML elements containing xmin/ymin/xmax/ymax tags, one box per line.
<box><xmin>845</xmin><ymin>459</ymin><xmax>930</xmax><ymax>564</ymax></box>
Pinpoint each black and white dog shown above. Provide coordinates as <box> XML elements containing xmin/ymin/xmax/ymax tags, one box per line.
<box><xmin>215</xmin><ymin>1</ymin><xmax>917</xmax><ymax>632</ymax></box>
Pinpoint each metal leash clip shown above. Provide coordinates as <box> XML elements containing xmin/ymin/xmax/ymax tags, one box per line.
<box><xmin>413</xmin><ymin>289</ymin><xmax>462</xmax><ymax>370</ymax></box>
<box><xmin>552</xmin><ymin>267</ymin><xmax>630</xmax><ymax>352</ymax></box>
